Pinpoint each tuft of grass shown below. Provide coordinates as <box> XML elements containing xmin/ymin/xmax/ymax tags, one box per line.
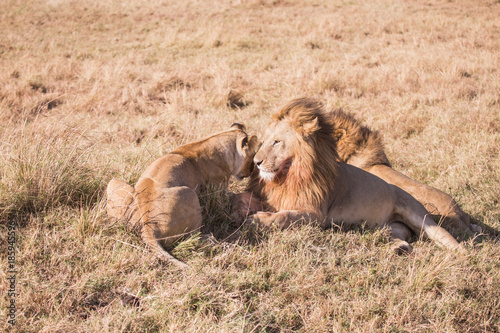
<box><xmin>0</xmin><ymin>123</ymin><xmax>108</xmax><ymax>225</ymax></box>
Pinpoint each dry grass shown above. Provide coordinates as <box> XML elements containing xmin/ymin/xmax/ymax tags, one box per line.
<box><xmin>0</xmin><ymin>0</ymin><xmax>499</xmax><ymax>332</ymax></box>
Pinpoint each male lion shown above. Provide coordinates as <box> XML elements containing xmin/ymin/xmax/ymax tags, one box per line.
<box><xmin>107</xmin><ymin>124</ymin><xmax>259</xmax><ymax>267</ymax></box>
<box><xmin>241</xmin><ymin>99</ymin><xmax>462</xmax><ymax>253</ymax></box>
<box><xmin>326</xmin><ymin>106</ymin><xmax>477</xmax><ymax>235</ymax></box>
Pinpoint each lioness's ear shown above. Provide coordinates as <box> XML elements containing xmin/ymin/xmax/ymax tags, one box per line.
<box><xmin>247</xmin><ymin>135</ymin><xmax>260</xmax><ymax>153</ymax></box>
<box><xmin>237</xmin><ymin>135</ymin><xmax>248</xmax><ymax>155</ymax></box>
<box><xmin>237</xmin><ymin>135</ymin><xmax>259</xmax><ymax>155</ymax></box>
<box><xmin>231</xmin><ymin>123</ymin><xmax>246</xmax><ymax>131</ymax></box>
<box><xmin>302</xmin><ymin>117</ymin><xmax>319</xmax><ymax>136</ymax></box>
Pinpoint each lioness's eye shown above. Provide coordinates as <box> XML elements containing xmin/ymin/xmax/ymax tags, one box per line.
<box><xmin>272</xmin><ymin>140</ymin><xmax>280</xmax><ymax>146</ymax></box>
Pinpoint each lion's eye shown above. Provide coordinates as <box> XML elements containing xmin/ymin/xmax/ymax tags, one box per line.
<box><xmin>272</xmin><ymin>140</ymin><xmax>281</xmax><ymax>146</ymax></box>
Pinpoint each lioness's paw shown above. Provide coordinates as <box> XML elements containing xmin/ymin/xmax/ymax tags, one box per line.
<box><xmin>231</xmin><ymin>192</ymin><xmax>264</xmax><ymax>223</ymax></box>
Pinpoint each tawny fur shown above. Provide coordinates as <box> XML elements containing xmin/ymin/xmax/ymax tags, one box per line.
<box><xmin>327</xmin><ymin>109</ymin><xmax>390</xmax><ymax>169</ymax></box>
<box><xmin>262</xmin><ymin>98</ymin><xmax>339</xmax><ymax>214</ymax></box>
<box><xmin>241</xmin><ymin>98</ymin><xmax>477</xmax><ymax>235</ymax></box>
<box><xmin>327</xmin><ymin>107</ymin><xmax>476</xmax><ymax>234</ymax></box>
<box><xmin>107</xmin><ymin>124</ymin><xmax>259</xmax><ymax>267</ymax></box>
<box><xmin>244</xmin><ymin>98</ymin><xmax>463</xmax><ymax>252</ymax></box>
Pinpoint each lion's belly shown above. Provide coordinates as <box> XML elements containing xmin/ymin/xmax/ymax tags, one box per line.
<box><xmin>327</xmin><ymin>202</ymin><xmax>394</xmax><ymax>228</ymax></box>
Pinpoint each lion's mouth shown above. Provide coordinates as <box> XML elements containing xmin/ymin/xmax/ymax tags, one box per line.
<box><xmin>257</xmin><ymin>159</ymin><xmax>292</xmax><ymax>182</ymax></box>
<box><xmin>258</xmin><ymin>168</ymin><xmax>278</xmax><ymax>182</ymax></box>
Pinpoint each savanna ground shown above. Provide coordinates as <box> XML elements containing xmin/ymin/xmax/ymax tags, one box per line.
<box><xmin>1</xmin><ymin>0</ymin><xmax>499</xmax><ymax>331</ymax></box>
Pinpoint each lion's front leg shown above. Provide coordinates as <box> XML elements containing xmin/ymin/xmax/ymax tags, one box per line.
<box><xmin>249</xmin><ymin>210</ymin><xmax>322</xmax><ymax>229</ymax></box>
<box><xmin>232</xmin><ymin>192</ymin><xmax>269</xmax><ymax>221</ymax></box>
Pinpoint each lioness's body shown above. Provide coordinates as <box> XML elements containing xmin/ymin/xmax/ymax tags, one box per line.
<box><xmin>248</xmin><ymin>98</ymin><xmax>461</xmax><ymax>252</ymax></box>
<box><xmin>107</xmin><ymin>124</ymin><xmax>258</xmax><ymax>267</ymax></box>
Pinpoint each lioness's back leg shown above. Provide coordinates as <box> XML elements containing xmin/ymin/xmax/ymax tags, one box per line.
<box><xmin>367</xmin><ymin>164</ymin><xmax>476</xmax><ymax>235</ymax></box>
<box><xmin>136</xmin><ymin>178</ymin><xmax>202</xmax><ymax>267</ymax></box>
<box><xmin>106</xmin><ymin>178</ymin><xmax>138</xmax><ymax>221</ymax></box>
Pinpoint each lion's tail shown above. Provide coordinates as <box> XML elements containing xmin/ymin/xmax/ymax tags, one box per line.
<box><xmin>394</xmin><ymin>187</ymin><xmax>463</xmax><ymax>251</ymax></box>
<box><xmin>135</xmin><ymin>178</ymin><xmax>187</xmax><ymax>268</ymax></box>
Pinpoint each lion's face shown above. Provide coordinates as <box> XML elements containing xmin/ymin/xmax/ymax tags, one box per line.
<box><xmin>233</xmin><ymin>128</ymin><xmax>260</xmax><ymax>181</ymax></box>
<box><xmin>253</xmin><ymin>120</ymin><xmax>298</xmax><ymax>182</ymax></box>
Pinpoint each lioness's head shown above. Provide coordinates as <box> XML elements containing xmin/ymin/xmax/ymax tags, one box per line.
<box><xmin>230</xmin><ymin>123</ymin><xmax>260</xmax><ymax>181</ymax></box>
<box><xmin>254</xmin><ymin>98</ymin><xmax>338</xmax><ymax>183</ymax></box>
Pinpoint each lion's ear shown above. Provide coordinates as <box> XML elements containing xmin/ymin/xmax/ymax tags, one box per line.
<box><xmin>301</xmin><ymin>117</ymin><xmax>319</xmax><ymax>137</ymax></box>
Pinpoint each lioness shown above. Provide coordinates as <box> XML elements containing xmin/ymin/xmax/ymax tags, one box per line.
<box><xmin>242</xmin><ymin>99</ymin><xmax>462</xmax><ymax>253</ymax></box>
<box><xmin>107</xmin><ymin>124</ymin><xmax>259</xmax><ymax>267</ymax></box>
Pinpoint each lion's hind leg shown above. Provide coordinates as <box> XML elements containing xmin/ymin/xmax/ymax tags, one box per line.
<box><xmin>388</xmin><ymin>222</ymin><xmax>413</xmax><ymax>255</ymax></box>
<box><xmin>393</xmin><ymin>186</ymin><xmax>463</xmax><ymax>251</ymax></box>
<box><xmin>368</xmin><ymin>164</ymin><xmax>477</xmax><ymax>236</ymax></box>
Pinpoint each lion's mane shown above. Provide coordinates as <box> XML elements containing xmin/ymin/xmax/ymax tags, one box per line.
<box><xmin>261</xmin><ymin>98</ymin><xmax>340</xmax><ymax>215</ymax></box>
<box><xmin>327</xmin><ymin>109</ymin><xmax>391</xmax><ymax>169</ymax></box>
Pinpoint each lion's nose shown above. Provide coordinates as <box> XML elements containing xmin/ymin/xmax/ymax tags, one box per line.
<box><xmin>254</xmin><ymin>158</ymin><xmax>263</xmax><ymax>167</ymax></box>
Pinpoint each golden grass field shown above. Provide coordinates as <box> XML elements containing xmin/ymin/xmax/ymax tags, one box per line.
<box><xmin>1</xmin><ymin>0</ymin><xmax>499</xmax><ymax>331</ymax></box>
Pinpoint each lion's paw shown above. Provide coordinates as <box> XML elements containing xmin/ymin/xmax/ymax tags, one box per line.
<box><xmin>471</xmin><ymin>223</ymin><xmax>482</xmax><ymax>234</ymax></box>
<box><xmin>250</xmin><ymin>212</ymin><xmax>274</xmax><ymax>227</ymax></box>
<box><xmin>392</xmin><ymin>241</ymin><xmax>412</xmax><ymax>255</ymax></box>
